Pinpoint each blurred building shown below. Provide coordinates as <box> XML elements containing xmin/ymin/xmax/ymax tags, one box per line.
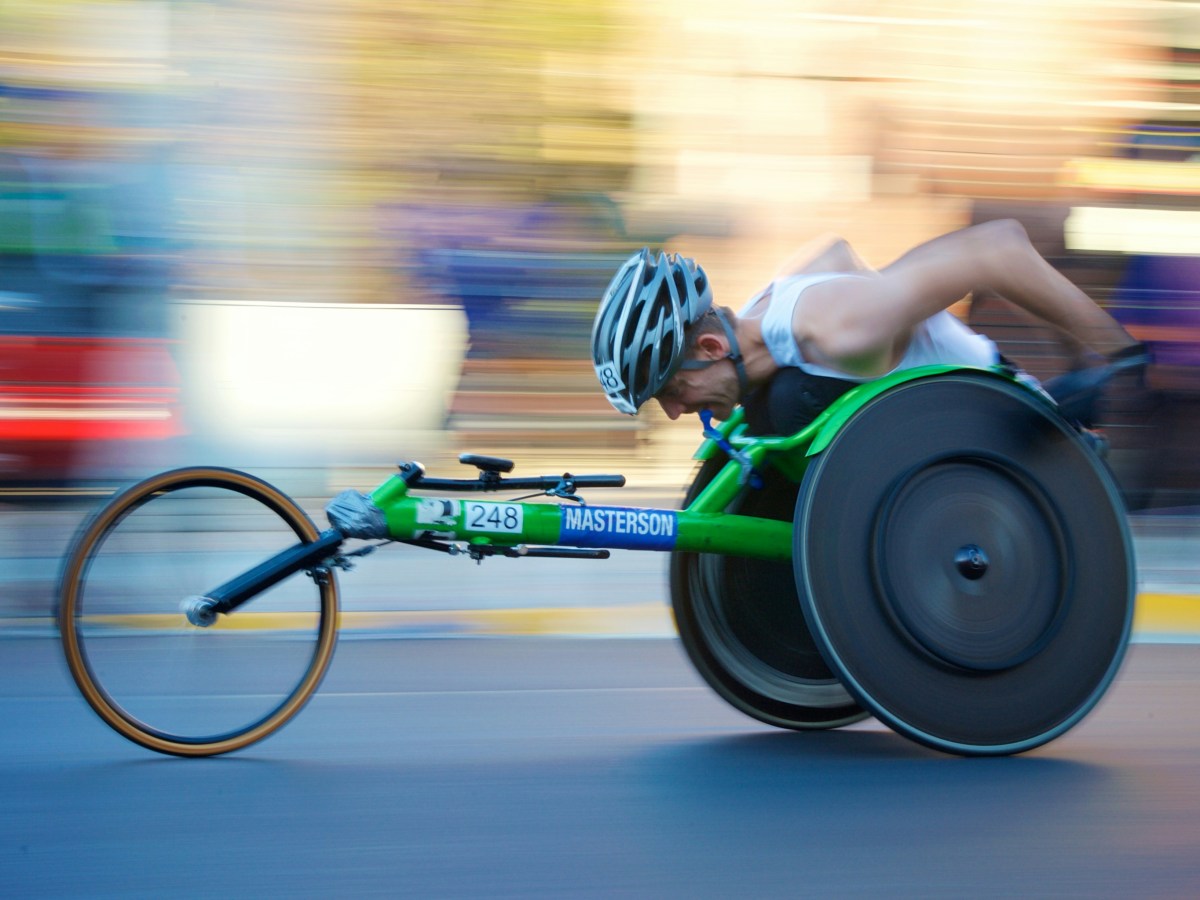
<box><xmin>0</xmin><ymin>2</ymin><xmax>183</xmax><ymax>484</ymax></box>
<box><xmin>2</xmin><ymin>0</ymin><xmax>1198</xmax><ymax>497</ymax></box>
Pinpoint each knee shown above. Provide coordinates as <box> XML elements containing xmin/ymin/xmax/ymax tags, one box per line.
<box><xmin>974</xmin><ymin>218</ymin><xmax>1030</xmax><ymax>251</ymax></box>
<box><xmin>964</xmin><ymin>218</ymin><xmax>1034</xmax><ymax>270</ymax></box>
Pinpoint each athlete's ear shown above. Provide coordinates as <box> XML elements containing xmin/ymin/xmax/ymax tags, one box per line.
<box><xmin>695</xmin><ymin>331</ymin><xmax>727</xmax><ymax>360</ymax></box>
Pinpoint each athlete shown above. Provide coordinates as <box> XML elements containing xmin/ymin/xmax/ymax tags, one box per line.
<box><xmin>591</xmin><ymin>219</ymin><xmax>1147</xmax><ymax>435</ymax></box>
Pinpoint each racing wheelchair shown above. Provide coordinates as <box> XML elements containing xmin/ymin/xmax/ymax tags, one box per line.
<box><xmin>57</xmin><ymin>365</ymin><xmax>1134</xmax><ymax>757</ymax></box>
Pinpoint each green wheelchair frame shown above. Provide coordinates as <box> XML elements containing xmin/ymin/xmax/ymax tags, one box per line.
<box><xmin>57</xmin><ymin>365</ymin><xmax>1135</xmax><ymax>758</ymax></box>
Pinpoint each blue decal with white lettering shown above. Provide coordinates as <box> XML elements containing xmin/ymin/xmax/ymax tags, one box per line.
<box><xmin>559</xmin><ymin>505</ymin><xmax>678</xmax><ymax>550</ymax></box>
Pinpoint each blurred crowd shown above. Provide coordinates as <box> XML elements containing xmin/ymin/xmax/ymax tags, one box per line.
<box><xmin>1</xmin><ymin>0</ymin><xmax>1199</xmax><ymax>505</ymax></box>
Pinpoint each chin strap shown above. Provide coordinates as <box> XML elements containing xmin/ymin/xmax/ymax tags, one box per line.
<box><xmin>698</xmin><ymin>409</ymin><xmax>763</xmax><ymax>489</ymax></box>
<box><xmin>679</xmin><ymin>308</ymin><xmax>748</xmax><ymax>399</ymax></box>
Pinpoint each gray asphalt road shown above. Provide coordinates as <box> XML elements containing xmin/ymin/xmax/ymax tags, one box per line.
<box><xmin>4</xmin><ymin>635</ymin><xmax>1200</xmax><ymax>898</ymax></box>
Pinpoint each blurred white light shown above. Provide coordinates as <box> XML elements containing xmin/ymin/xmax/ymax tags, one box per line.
<box><xmin>1066</xmin><ymin>206</ymin><xmax>1200</xmax><ymax>256</ymax></box>
<box><xmin>0</xmin><ymin>407</ymin><xmax>169</xmax><ymax>420</ymax></box>
<box><xmin>176</xmin><ymin>302</ymin><xmax>468</xmax><ymax>466</ymax></box>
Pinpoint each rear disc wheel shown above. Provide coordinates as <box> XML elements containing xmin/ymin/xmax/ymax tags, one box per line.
<box><xmin>794</xmin><ymin>374</ymin><xmax>1134</xmax><ymax>755</ymax></box>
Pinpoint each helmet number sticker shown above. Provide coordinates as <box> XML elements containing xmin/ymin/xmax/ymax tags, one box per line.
<box><xmin>597</xmin><ymin>365</ymin><xmax>622</xmax><ymax>391</ymax></box>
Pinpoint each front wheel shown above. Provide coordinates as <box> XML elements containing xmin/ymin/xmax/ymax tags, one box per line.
<box><xmin>58</xmin><ymin>467</ymin><xmax>340</xmax><ymax>756</ymax></box>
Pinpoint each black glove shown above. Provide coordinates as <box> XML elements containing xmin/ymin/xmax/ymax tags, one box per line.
<box><xmin>1044</xmin><ymin>342</ymin><xmax>1152</xmax><ymax>428</ymax></box>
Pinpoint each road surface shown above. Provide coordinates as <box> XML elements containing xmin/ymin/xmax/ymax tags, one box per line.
<box><xmin>4</xmin><ymin>635</ymin><xmax>1200</xmax><ymax>897</ymax></box>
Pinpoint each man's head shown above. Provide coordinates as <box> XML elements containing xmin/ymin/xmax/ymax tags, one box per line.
<box><xmin>590</xmin><ymin>248</ymin><xmax>712</xmax><ymax>414</ymax></box>
<box><xmin>652</xmin><ymin>310</ymin><xmax>744</xmax><ymax>420</ymax></box>
<box><xmin>591</xmin><ymin>248</ymin><xmax>746</xmax><ymax>418</ymax></box>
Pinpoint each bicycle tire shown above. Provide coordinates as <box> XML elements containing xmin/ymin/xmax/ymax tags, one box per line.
<box><xmin>58</xmin><ymin>467</ymin><xmax>340</xmax><ymax>756</ymax></box>
<box><xmin>670</xmin><ymin>454</ymin><xmax>866</xmax><ymax>730</ymax></box>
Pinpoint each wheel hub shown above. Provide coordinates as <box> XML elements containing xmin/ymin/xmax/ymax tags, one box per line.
<box><xmin>873</xmin><ymin>458</ymin><xmax>1067</xmax><ymax>671</ymax></box>
<box><xmin>954</xmin><ymin>544</ymin><xmax>989</xmax><ymax>580</ymax></box>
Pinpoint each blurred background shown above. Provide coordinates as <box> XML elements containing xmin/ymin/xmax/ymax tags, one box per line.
<box><xmin>1</xmin><ymin>0</ymin><xmax>1199</xmax><ymax>503</ymax></box>
<box><xmin>7</xmin><ymin>8</ymin><xmax>1200</xmax><ymax>887</ymax></box>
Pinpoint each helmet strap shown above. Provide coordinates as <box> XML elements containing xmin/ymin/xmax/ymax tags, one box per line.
<box><xmin>678</xmin><ymin>308</ymin><xmax>749</xmax><ymax>399</ymax></box>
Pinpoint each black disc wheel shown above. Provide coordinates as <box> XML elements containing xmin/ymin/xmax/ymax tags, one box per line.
<box><xmin>58</xmin><ymin>467</ymin><xmax>340</xmax><ymax>757</ymax></box>
<box><xmin>671</xmin><ymin>455</ymin><xmax>866</xmax><ymax>730</ymax></box>
<box><xmin>794</xmin><ymin>373</ymin><xmax>1135</xmax><ymax>755</ymax></box>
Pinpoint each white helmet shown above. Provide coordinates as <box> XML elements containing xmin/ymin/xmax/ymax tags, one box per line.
<box><xmin>591</xmin><ymin>249</ymin><xmax>715</xmax><ymax>415</ymax></box>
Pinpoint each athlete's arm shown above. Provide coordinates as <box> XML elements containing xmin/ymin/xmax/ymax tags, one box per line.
<box><xmin>793</xmin><ymin>219</ymin><xmax>1136</xmax><ymax>375</ymax></box>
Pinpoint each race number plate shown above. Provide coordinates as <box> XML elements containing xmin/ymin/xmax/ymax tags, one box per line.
<box><xmin>463</xmin><ymin>501</ymin><xmax>524</xmax><ymax>534</ymax></box>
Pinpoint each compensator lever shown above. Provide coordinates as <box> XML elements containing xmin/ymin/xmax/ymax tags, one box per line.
<box><xmin>459</xmin><ymin>453</ymin><xmax>514</xmax><ymax>488</ymax></box>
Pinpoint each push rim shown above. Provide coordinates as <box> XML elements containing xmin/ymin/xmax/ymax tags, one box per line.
<box><xmin>671</xmin><ymin>456</ymin><xmax>865</xmax><ymax>730</ymax></box>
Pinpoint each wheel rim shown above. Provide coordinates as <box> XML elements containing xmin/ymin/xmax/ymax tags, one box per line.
<box><xmin>687</xmin><ymin>550</ymin><xmax>854</xmax><ymax>710</ymax></box>
<box><xmin>795</xmin><ymin>374</ymin><xmax>1134</xmax><ymax>755</ymax></box>
<box><xmin>671</xmin><ymin>460</ymin><xmax>865</xmax><ymax>730</ymax></box>
<box><xmin>59</xmin><ymin>468</ymin><xmax>339</xmax><ymax>756</ymax></box>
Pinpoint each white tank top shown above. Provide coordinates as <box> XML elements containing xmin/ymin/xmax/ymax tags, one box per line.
<box><xmin>741</xmin><ymin>273</ymin><xmax>999</xmax><ymax>382</ymax></box>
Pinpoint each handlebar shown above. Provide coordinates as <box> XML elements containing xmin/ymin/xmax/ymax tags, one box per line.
<box><xmin>394</xmin><ymin>455</ymin><xmax>626</xmax><ymax>493</ymax></box>
<box><xmin>410</xmin><ymin>472</ymin><xmax>627</xmax><ymax>492</ymax></box>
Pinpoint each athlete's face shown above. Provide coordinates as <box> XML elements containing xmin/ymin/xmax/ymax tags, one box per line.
<box><xmin>654</xmin><ymin>358</ymin><xmax>740</xmax><ymax>422</ymax></box>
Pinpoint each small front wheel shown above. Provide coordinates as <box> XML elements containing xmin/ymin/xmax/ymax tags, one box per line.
<box><xmin>58</xmin><ymin>467</ymin><xmax>340</xmax><ymax>756</ymax></box>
